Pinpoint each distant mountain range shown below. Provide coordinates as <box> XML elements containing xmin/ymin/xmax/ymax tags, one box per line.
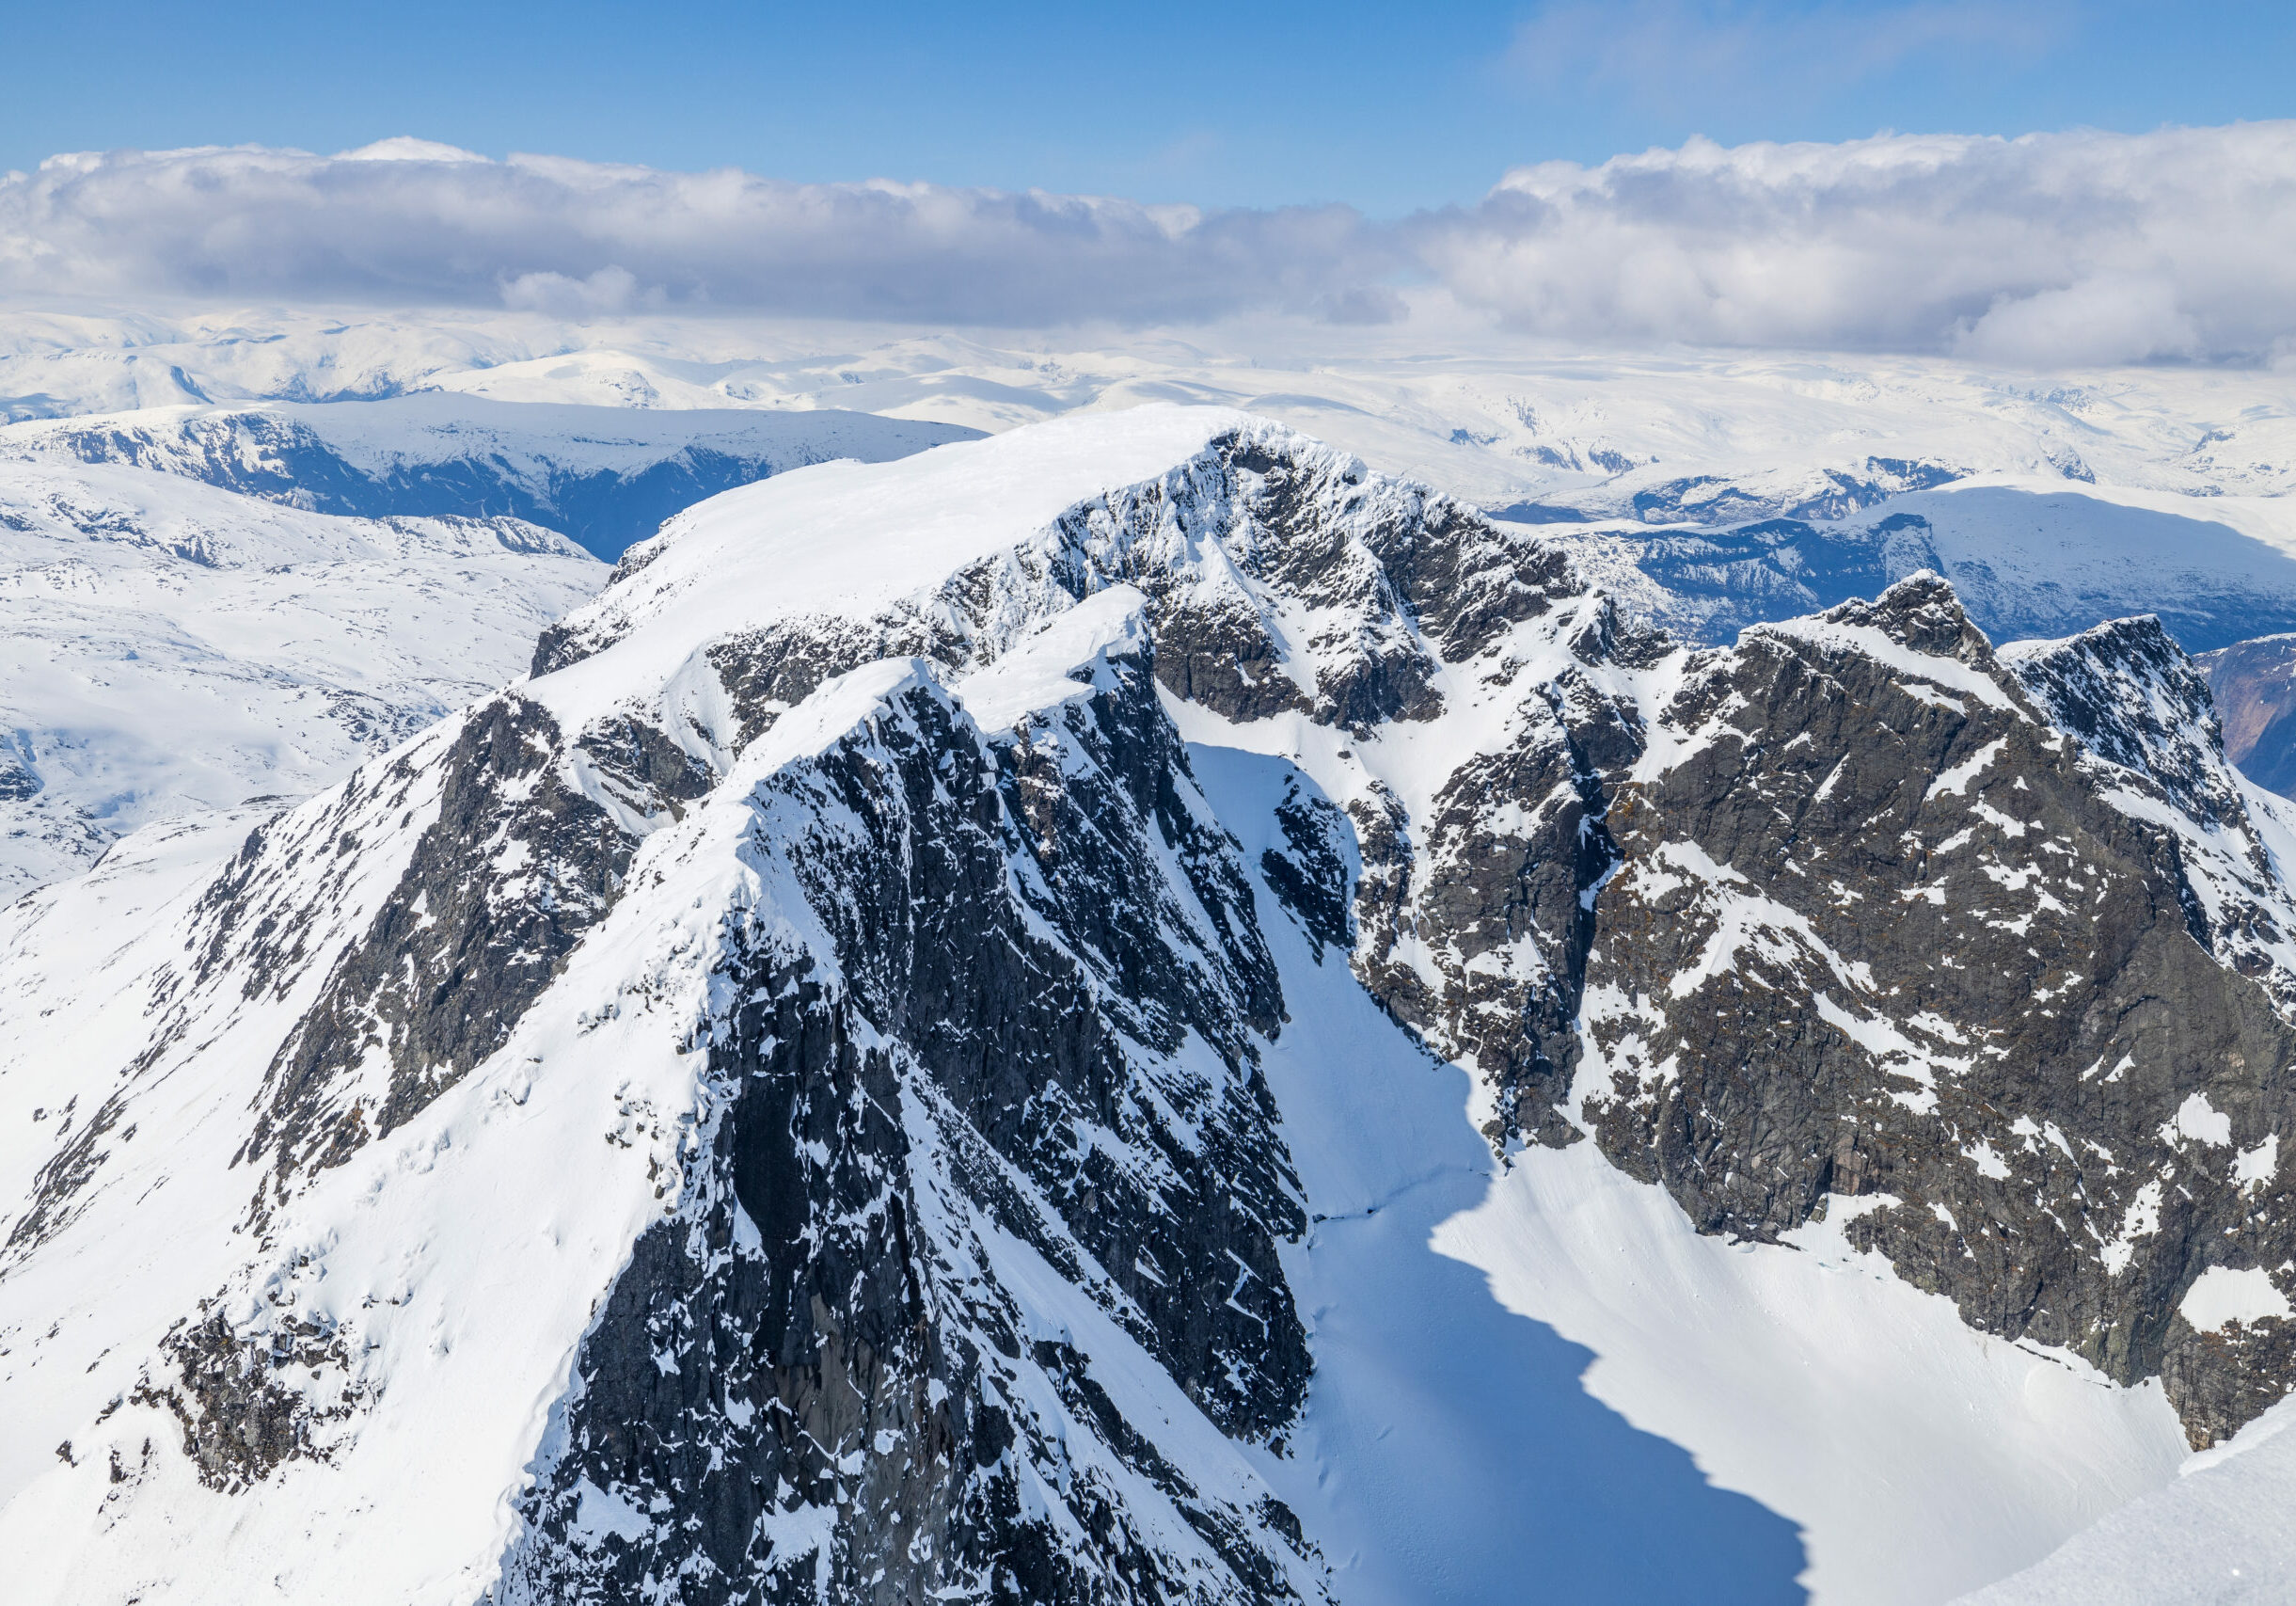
<box><xmin>0</xmin><ymin>400</ymin><xmax>974</xmax><ymax>894</ymax></box>
<box><xmin>0</xmin><ymin>395</ymin><xmax>977</xmax><ymax>559</ymax></box>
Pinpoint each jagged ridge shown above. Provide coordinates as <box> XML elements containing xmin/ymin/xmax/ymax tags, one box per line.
<box><xmin>8</xmin><ymin>409</ymin><xmax>2296</xmax><ymax>1603</ymax></box>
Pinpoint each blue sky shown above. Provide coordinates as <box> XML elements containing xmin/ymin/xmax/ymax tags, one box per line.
<box><xmin>4</xmin><ymin>0</ymin><xmax>2291</xmax><ymax>213</ymax></box>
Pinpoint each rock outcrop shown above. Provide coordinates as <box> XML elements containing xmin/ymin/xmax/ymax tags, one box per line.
<box><xmin>11</xmin><ymin>409</ymin><xmax>2296</xmax><ymax>1604</ymax></box>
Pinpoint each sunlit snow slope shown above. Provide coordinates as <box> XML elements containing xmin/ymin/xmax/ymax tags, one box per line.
<box><xmin>1961</xmin><ymin>1392</ymin><xmax>2296</xmax><ymax>1603</ymax></box>
<box><xmin>9</xmin><ymin>408</ymin><xmax>2293</xmax><ymax>1605</ymax></box>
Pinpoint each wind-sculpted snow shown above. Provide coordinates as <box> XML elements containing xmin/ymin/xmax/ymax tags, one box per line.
<box><xmin>10</xmin><ymin>408</ymin><xmax>2296</xmax><ymax>1601</ymax></box>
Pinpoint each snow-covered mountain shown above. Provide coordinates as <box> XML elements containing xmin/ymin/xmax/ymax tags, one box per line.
<box><xmin>8</xmin><ymin>407</ymin><xmax>2296</xmax><ymax>1603</ymax></box>
<box><xmin>7</xmin><ymin>306</ymin><xmax>2296</xmax><ymax>506</ymax></box>
<box><xmin>0</xmin><ymin>457</ymin><xmax>604</xmax><ymax>896</ymax></box>
<box><xmin>0</xmin><ymin>397</ymin><xmax>979</xmax><ymax>897</ymax></box>
<box><xmin>20</xmin><ymin>309</ymin><xmax>2296</xmax><ymax>670</ymax></box>
<box><xmin>1523</xmin><ymin>478</ymin><xmax>2296</xmax><ymax>660</ymax></box>
<box><xmin>2199</xmin><ymin>632</ymin><xmax>2296</xmax><ymax>799</ymax></box>
<box><xmin>0</xmin><ymin>395</ymin><xmax>980</xmax><ymax>559</ymax></box>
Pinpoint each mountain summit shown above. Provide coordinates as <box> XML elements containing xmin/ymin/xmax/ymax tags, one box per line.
<box><xmin>3</xmin><ymin>408</ymin><xmax>2292</xmax><ymax>1603</ymax></box>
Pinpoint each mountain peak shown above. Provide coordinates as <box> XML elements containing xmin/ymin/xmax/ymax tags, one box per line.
<box><xmin>1831</xmin><ymin>568</ymin><xmax>1994</xmax><ymax>662</ymax></box>
<box><xmin>11</xmin><ymin>407</ymin><xmax>2296</xmax><ymax>1603</ymax></box>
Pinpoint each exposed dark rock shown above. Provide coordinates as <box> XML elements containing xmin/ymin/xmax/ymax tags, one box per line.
<box><xmin>241</xmin><ymin>694</ymin><xmax>636</xmax><ymax>1185</ymax></box>
<box><xmin>4</xmin><ymin>1090</ymin><xmax>126</xmax><ymax>1252</ymax></box>
<box><xmin>135</xmin><ymin>1309</ymin><xmax>358</xmax><ymax>1492</ymax></box>
<box><xmin>1149</xmin><ymin>594</ymin><xmax>1316</xmax><ymax>723</ymax></box>
<box><xmin>0</xmin><ymin>748</ymin><xmax>39</xmax><ymax>802</ymax></box>
<box><xmin>501</xmin><ymin>656</ymin><xmax>1316</xmax><ymax>1600</ymax></box>
<box><xmin>1343</xmin><ymin>781</ymin><xmax>1431</xmax><ymax>1036</ymax></box>
<box><xmin>1259</xmin><ymin>776</ymin><xmax>1355</xmax><ymax>959</ymax></box>
<box><xmin>2013</xmin><ymin>615</ymin><xmax>2246</xmax><ymax>830</ymax></box>
<box><xmin>1578</xmin><ymin>576</ymin><xmax>2296</xmax><ymax>1442</ymax></box>
<box><xmin>1424</xmin><ymin>707</ymin><xmax>1616</xmax><ymax>1149</ymax></box>
<box><xmin>2162</xmin><ymin>1315</ymin><xmax>2296</xmax><ymax>1450</ymax></box>
<box><xmin>576</xmin><ymin>713</ymin><xmax>719</xmax><ymax>819</ymax></box>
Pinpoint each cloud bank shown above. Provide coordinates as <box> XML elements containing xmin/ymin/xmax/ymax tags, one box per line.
<box><xmin>1427</xmin><ymin>123</ymin><xmax>2296</xmax><ymax>364</ymax></box>
<box><xmin>6</xmin><ymin>124</ymin><xmax>2296</xmax><ymax>364</ymax></box>
<box><xmin>0</xmin><ymin>139</ymin><xmax>1374</xmax><ymax>327</ymax></box>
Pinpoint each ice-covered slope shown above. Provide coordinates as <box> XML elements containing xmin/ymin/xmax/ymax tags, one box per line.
<box><xmin>0</xmin><ymin>457</ymin><xmax>603</xmax><ymax>895</ymax></box>
<box><xmin>0</xmin><ymin>394</ymin><xmax>980</xmax><ymax>559</ymax></box>
<box><xmin>6</xmin><ymin>408</ymin><xmax>2296</xmax><ymax>1603</ymax></box>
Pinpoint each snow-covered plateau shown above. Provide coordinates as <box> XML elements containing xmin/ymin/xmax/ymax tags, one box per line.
<box><xmin>9</xmin><ymin>306</ymin><xmax>2296</xmax><ymax>505</ymax></box>
<box><xmin>18</xmin><ymin>307</ymin><xmax>2296</xmax><ymax>656</ymax></box>
<box><xmin>8</xmin><ymin>400</ymin><xmax>2296</xmax><ymax>1605</ymax></box>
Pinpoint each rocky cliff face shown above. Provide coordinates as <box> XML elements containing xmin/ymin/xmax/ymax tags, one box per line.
<box><xmin>1575</xmin><ymin>585</ymin><xmax>2296</xmax><ymax>1448</ymax></box>
<box><xmin>496</xmin><ymin>631</ymin><xmax>1321</xmax><ymax>1603</ymax></box>
<box><xmin>2199</xmin><ymin>631</ymin><xmax>2296</xmax><ymax>798</ymax></box>
<box><xmin>8</xmin><ymin>407</ymin><xmax>2296</xmax><ymax>1601</ymax></box>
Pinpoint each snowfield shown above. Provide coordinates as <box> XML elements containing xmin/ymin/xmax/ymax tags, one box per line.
<box><xmin>2</xmin><ymin>365</ymin><xmax>2295</xmax><ymax>1604</ymax></box>
<box><xmin>0</xmin><ymin>456</ymin><xmax>603</xmax><ymax>895</ymax></box>
<box><xmin>8</xmin><ymin>305</ymin><xmax>2296</xmax><ymax>507</ymax></box>
<box><xmin>0</xmin><ymin>394</ymin><xmax>978</xmax><ymax>897</ymax></box>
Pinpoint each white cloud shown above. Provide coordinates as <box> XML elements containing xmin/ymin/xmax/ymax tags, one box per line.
<box><xmin>1955</xmin><ymin>274</ymin><xmax>2202</xmax><ymax>366</ymax></box>
<box><xmin>4</xmin><ymin>126</ymin><xmax>2296</xmax><ymax>365</ymax></box>
<box><xmin>0</xmin><ymin>143</ymin><xmax>1379</xmax><ymax>326</ymax></box>
<box><xmin>337</xmin><ymin>137</ymin><xmax>492</xmax><ymax>164</ymax></box>
<box><xmin>499</xmin><ymin>265</ymin><xmax>650</xmax><ymax>319</ymax></box>
<box><xmin>1417</xmin><ymin>123</ymin><xmax>2296</xmax><ymax>363</ymax></box>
